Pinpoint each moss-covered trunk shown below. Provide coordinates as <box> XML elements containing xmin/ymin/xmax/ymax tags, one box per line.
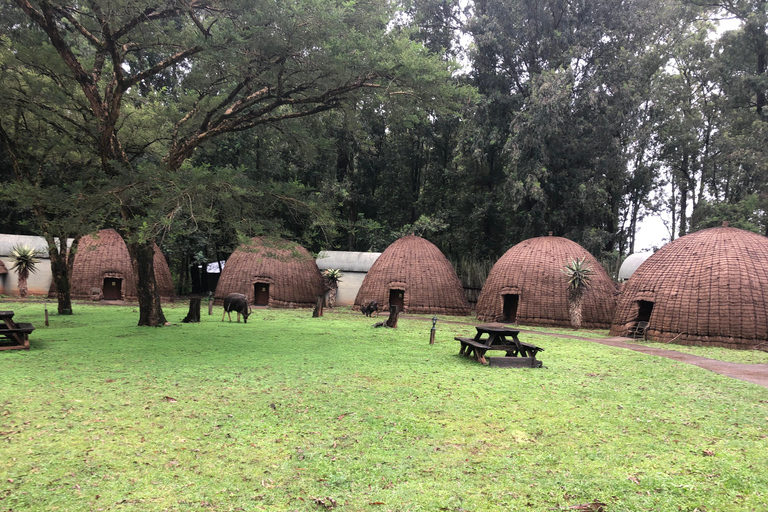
<box><xmin>128</xmin><ymin>239</ymin><xmax>167</xmax><ymax>327</ymax></box>
<box><xmin>47</xmin><ymin>235</ymin><xmax>78</xmax><ymax>315</ymax></box>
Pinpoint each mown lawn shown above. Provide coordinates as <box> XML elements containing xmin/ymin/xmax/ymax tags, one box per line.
<box><xmin>1</xmin><ymin>301</ymin><xmax>767</xmax><ymax>511</ymax></box>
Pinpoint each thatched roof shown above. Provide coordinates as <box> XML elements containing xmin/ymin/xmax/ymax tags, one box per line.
<box><xmin>476</xmin><ymin>235</ymin><xmax>617</xmax><ymax>327</ymax></box>
<box><xmin>353</xmin><ymin>235</ymin><xmax>470</xmax><ymax>315</ymax></box>
<box><xmin>67</xmin><ymin>229</ymin><xmax>174</xmax><ymax>301</ymax></box>
<box><xmin>213</xmin><ymin>237</ymin><xmax>324</xmax><ymax>308</ymax></box>
<box><xmin>610</xmin><ymin>226</ymin><xmax>768</xmax><ymax>349</ymax></box>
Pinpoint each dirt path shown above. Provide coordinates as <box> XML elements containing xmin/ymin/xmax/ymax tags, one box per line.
<box><xmin>518</xmin><ymin>329</ymin><xmax>768</xmax><ymax>389</ymax></box>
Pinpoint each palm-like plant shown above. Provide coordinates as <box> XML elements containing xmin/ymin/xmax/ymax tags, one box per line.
<box><xmin>322</xmin><ymin>269</ymin><xmax>343</xmax><ymax>308</ymax></box>
<box><xmin>562</xmin><ymin>257</ymin><xmax>595</xmax><ymax>329</ymax></box>
<box><xmin>10</xmin><ymin>245</ymin><xmax>41</xmax><ymax>299</ymax></box>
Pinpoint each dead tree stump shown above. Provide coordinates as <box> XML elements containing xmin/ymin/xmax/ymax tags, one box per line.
<box><xmin>386</xmin><ymin>305</ymin><xmax>399</xmax><ymax>328</ymax></box>
<box><xmin>312</xmin><ymin>295</ymin><xmax>324</xmax><ymax>317</ymax></box>
<box><xmin>182</xmin><ymin>297</ymin><xmax>202</xmax><ymax>323</ymax></box>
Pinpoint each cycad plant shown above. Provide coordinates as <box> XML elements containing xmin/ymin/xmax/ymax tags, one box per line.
<box><xmin>562</xmin><ymin>257</ymin><xmax>594</xmax><ymax>329</ymax></box>
<box><xmin>10</xmin><ymin>245</ymin><xmax>41</xmax><ymax>299</ymax></box>
<box><xmin>322</xmin><ymin>269</ymin><xmax>343</xmax><ymax>308</ymax></box>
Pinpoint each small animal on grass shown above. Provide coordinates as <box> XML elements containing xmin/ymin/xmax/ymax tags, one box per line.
<box><xmin>222</xmin><ymin>293</ymin><xmax>251</xmax><ymax>323</ymax></box>
<box><xmin>361</xmin><ymin>300</ymin><xmax>379</xmax><ymax>317</ymax></box>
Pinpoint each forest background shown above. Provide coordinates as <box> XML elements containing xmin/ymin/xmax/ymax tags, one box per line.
<box><xmin>1</xmin><ymin>0</ymin><xmax>766</xmax><ymax>323</ymax></box>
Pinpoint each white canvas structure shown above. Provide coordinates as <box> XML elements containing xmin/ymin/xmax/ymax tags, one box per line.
<box><xmin>0</xmin><ymin>234</ymin><xmax>60</xmax><ymax>297</ymax></box>
<box><xmin>316</xmin><ymin>251</ymin><xmax>381</xmax><ymax>306</ymax></box>
<box><xmin>618</xmin><ymin>252</ymin><xmax>653</xmax><ymax>281</ymax></box>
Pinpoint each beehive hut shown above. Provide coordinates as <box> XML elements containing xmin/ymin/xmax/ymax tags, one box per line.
<box><xmin>610</xmin><ymin>225</ymin><xmax>768</xmax><ymax>349</ymax></box>
<box><xmin>353</xmin><ymin>235</ymin><xmax>470</xmax><ymax>315</ymax></box>
<box><xmin>67</xmin><ymin>229</ymin><xmax>174</xmax><ymax>301</ymax></box>
<box><xmin>476</xmin><ymin>234</ymin><xmax>617</xmax><ymax>327</ymax></box>
<box><xmin>214</xmin><ymin>237</ymin><xmax>324</xmax><ymax>308</ymax></box>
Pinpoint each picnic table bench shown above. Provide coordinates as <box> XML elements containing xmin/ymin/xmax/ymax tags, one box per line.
<box><xmin>455</xmin><ymin>323</ymin><xmax>543</xmax><ymax>368</ymax></box>
<box><xmin>0</xmin><ymin>311</ymin><xmax>34</xmax><ymax>351</ymax></box>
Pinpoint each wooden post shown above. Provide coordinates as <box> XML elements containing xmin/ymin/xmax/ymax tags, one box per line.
<box><xmin>182</xmin><ymin>297</ymin><xmax>202</xmax><ymax>323</ymax></box>
<box><xmin>44</xmin><ymin>301</ymin><xmax>49</xmax><ymax>327</ymax></box>
<box><xmin>313</xmin><ymin>295</ymin><xmax>324</xmax><ymax>317</ymax></box>
<box><xmin>429</xmin><ymin>316</ymin><xmax>437</xmax><ymax>344</ymax></box>
<box><xmin>208</xmin><ymin>294</ymin><xmax>214</xmax><ymax>315</ymax></box>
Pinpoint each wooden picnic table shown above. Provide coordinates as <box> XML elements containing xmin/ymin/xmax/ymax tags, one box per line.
<box><xmin>0</xmin><ymin>311</ymin><xmax>34</xmax><ymax>351</ymax></box>
<box><xmin>455</xmin><ymin>323</ymin><xmax>543</xmax><ymax>367</ymax></box>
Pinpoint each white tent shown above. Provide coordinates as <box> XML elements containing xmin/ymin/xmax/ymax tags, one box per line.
<box><xmin>618</xmin><ymin>252</ymin><xmax>653</xmax><ymax>281</ymax></box>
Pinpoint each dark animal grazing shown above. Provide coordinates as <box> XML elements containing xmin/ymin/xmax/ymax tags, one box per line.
<box><xmin>222</xmin><ymin>293</ymin><xmax>251</xmax><ymax>323</ymax></box>
<box><xmin>361</xmin><ymin>300</ymin><xmax>379</xmax><ymax>317</ymax></box>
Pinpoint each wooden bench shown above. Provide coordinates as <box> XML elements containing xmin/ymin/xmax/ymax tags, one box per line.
<box><xmin>0</xmin><ymin>312</ymin><xmax>35</xmax><ymax>351</ymax></box>
<box><xmin>455</xmin><ymin>322</ymin><xmax>546</xmax><ymax>367</ymax></box>
<box><xmin>455</xmin><ymin>336</ymin><xmax>544</xmax><ymax>366</ymax></box>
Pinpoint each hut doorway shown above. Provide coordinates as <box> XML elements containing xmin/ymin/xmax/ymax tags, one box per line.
<box><xmin>389</xmin><ymin>289</ymin><xmax>405</xmax><ymax>312</ymax></box>
<box><xmin>254</xmin><ymin>283</ymin><xmax>270</xmax><ymax>306</ymax></box>
<box><xmin>637</xmin><ymin>300</ymin><xmax>654</xmax><ymax>322</ymax></box>
<box><xmin>631</xmin><ymin>300</ymin><xmax>654</xmax><ymax>338</ymax></box>
<box><xmin>103</xmin><ymin>278</ymin><xmax>122</xmax><ymax>300</ymax></box>
<box><xmin>503</xmin><ymin>294</ymin><xmax>519</xmax><ymax>323</ymax></box>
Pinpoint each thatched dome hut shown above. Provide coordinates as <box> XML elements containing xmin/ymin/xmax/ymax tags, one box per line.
<box><xmin>68</xmin><ymin>229</ymin><xmax>174</xmax><ymax>301</ymax></box>
<box><xmin>353</xmin><ymin>235</ymin><xmax>470</xmax><ymax>315</ymax></box>
<box><xmin>214</xmin><ymin>237</ymin><xmax>324</xmax><ymax>308</ymax></box>
<box><xmin>610</xmin><ymin>225</ymin><xmax>768</xmax><ymax>349</ymax></box>
<box><xmin>476</xmin><ymin>235</ymin><xmax>617</xmax><ymax>327</ymax></box>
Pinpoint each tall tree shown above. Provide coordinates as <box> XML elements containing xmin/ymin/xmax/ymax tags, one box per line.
<box><xmin>453</xmin><ymin>0</ymin><xmax>695</xmax><ymax>259</ymax></box>
<box><xmin>7</xmin><ymin>0</ymin><xmax>467</xmax><ymax>325</ymax></box>
<box><xmin>654</xmin><ymin>23</ymin><xmax>720</xmax><ymax>239</ymax></box>
<box><xmin>0</xmin><ymin>17</ymin><xmax>105</xmax><ymax>314</ymax></box>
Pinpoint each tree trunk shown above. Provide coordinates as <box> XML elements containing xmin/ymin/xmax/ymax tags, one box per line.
<box><xmin>678</xmin><ymin>150</ymin><xmax>690</xmax><ymax>238</ymax></box>
<box><xmin>567</xmin><ymin>288</ymin><xmax>584</xmax><ymax>330</ymax></box>
<box><xmin>46</xmin><ymin>234</ymin><xmax>78</xmax><ymax>315</ymax></box>
<box><xmin>182</xmin><ymin>297</ymin><xmax>201</xmax><ymax>323</ymax></box>
<box><xmin>313</xmin><ymin>295</ymin><xmax>324</xmax><ymax>317</ymax></box>
<box><xmin>386</xmin><ymin>305</ymin><xmax>399</xmax><ymax>328</ymax></box>
<box><xmin>325</xmin><ymin>283</ymin><xmax>338</xmax><ymax>308</ymax></box>
<box><xmin>127</xmin><ymin>239</ymin><xmax>167</xmax><ymax>327</ymax></box>
<box><xmin>568</xmin><ymin>299</ymin><xmax>583</xmax><ymax>330</ymax></box>
<box><xmin>49</xmin><ymin>249</ymin><xmax>72</xmax><ymax>314</ymax></box>
<box><xmin>17</xmin><ymin>275</ymin><xmax>28</xmax><ymax>299</ymax></box>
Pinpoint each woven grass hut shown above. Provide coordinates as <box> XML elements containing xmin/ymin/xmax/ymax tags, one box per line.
<box><xmin>476</xmin><ymin>235</ymin><xmax>617</xmax><ymax>327</ymax></box>
<box><xmin>353</xmin><ymin>235</ymin><xmax>470</xmax><ymax>315</ymax></box>
<box><xmin>213</xmin><ymin>237</ymin><xmax>324</xmax><ymax>308</ymax></box>
<box><xmin>610</xmin><ymin>225</ymin><xmax>768</xmax><ymax>349</ymax></box>
<box><xmin>68</xmin><ymin>229</ymin><xmax>175</xmax><ymax>301</ymax></box>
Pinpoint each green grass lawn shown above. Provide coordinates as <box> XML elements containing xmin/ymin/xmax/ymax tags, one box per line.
<box><xmin>1</xmin><ymin>301</ymin><xmax>767</xmax><ymax>511</ymax></box>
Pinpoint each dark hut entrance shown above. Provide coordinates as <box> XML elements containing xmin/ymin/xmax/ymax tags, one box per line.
<box><xmin>636</xmin><ymin>300</ymin><xmax>654</xmax><ymax>322</ymax></box>
<box><xmin>389</xmin><ymin>289</ymin><xmax>405</xmax><ymax>312</ymax></box>
<box><xmin>103</xmin><ymin>278</ymin><xmax>122</xmax><ymax>300</ymax></box>
<box><xmin>502</xmin><ymin>294</ymin><xmax>519</xmax><ymax>322</ymax></box>
<box><xmin>254</xmin><ymin>283</ymin><xmax>270</xmax><ymax>306</ymax></box>
<box><xmin>631</xmin><ymin>300</ymin><xmax>654</xmax><ymax>338</ymax></box>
